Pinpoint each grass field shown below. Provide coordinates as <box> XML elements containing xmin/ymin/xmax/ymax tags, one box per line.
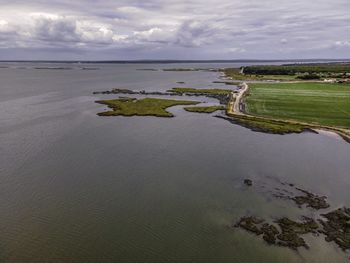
<box><xmin>245</xmin><ymin>82</ymin><xmax>350</xmax><ymax>128</ymax></box>
<box><xmin>96</xmin><ymin>97</ymin><xmax>199</xmax><ymax>117</ymax></box>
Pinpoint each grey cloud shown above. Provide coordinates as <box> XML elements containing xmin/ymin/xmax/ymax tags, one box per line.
<box><xmin>33</xmin><ymin>16</ymin><xmax>79</xmax><ymax>43</ymax></box>
<box><xmin>174</xmin><ymin>20</ymin><xmax>216</xmax><ymax>47</ymax></box>
<box><xmin>0</xmin><ymin>0</ymin><xmax>349</xmax><ymax>59</ymax></box>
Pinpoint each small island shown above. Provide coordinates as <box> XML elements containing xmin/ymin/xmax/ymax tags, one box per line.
<box><xmin>95</xmin><ymin>97</ymin><xmax>200</xmax><ymax>117</ymax></box>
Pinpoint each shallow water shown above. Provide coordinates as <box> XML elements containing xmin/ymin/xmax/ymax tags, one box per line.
<box><xmin>0</xmin><ymin>62</ymin><xmax>350</xmax><ymax>262</ymax></box>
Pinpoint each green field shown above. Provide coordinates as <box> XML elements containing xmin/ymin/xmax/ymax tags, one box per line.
<box><xmin>245</xmin><ymin>82</ymin><xmax>350</xmax><ymax>128</ymax></box>
<box><xmin>96</xmin><ymin>97</ymin><xmax>199</xmax><ymax>117</ymax></box>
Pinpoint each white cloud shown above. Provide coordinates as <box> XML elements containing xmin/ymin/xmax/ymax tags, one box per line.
<box><xmin>335</xmin><ymin>41</ymin><xmax>350</xmax><ymax>47</ymax></box>
<box><xmin>11</xmin><ymin>13</ymin><xmax>129</xmax><ymax>47</ymax></box>
<box><xmin>0</xmin><ymin>19</ymin><xmax>15</xmax><ymax>33</ymax></box>
<box><xmin>227</xmin><ymin>47</ymin><xmax>246</xmax><ymax>53</ymax></box>
<box><xmin>133</xmin><ymin>27</ymin><xmax>175</xmax><ymax>43</ymax></box>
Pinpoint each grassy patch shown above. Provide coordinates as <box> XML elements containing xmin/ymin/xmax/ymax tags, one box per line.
<box><xmin>184</xmin><ymin>105</ymin><xmax>226</xmax><ymax>113</ymax></box>
<box><xmin>220</xmin><ymin>115</ymin><xmax>307</xmax><ymax>134</ymax></box>
<box><xmin>96</xmin><ymin>97</ymin><xmax>200</xmax><ymax>117</ymax></box>
<box><xmin>245</xmin><ymin>82</ymin><xmax>350</xmax><ymax>128</ymax></box>
<box><xmin>259</xmin><ymin>75</ymin><xmax>299</xmax><ymax>81</ymax></box>
<box><xmin>169</xmin><ymin>87</ymin><xmax>233</xmax><ymax>95</ymax></box>
<box><xmin>222</xmin><ymin>68</ymin><xmax>259</xmax><ymax>80</ymax></box>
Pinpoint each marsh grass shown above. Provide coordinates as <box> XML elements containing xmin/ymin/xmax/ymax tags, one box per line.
<box><xmin>169</xmin><ymin>87</ymin><xmax>233</xmax><ymax>95</ymax></box>
<box><xmin>184</xmin><ymin>105</ymin><xmax>226</xmax><ymax>113</ymax></box>
<box><xmin>96</xmin><ymin>97</ymin><xmax>200</xmax><ymax>117</ymax></box>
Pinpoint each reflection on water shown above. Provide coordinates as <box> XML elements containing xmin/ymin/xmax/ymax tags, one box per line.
<box><xmin>0</xmin><ymin>62</ymin><xmax>349</xmax><ymax>262</ymax></box>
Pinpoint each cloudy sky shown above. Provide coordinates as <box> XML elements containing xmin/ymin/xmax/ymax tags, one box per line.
<box><xmin>0</xmin><ymin>0</ymin><xmax>349</xmax><ymax>60</ymax></box>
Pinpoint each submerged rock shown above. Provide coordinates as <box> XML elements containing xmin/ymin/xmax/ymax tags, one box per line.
<box><xmin>319</xmin><ymin>208</ymin><xmax>350</xmax><ymax>251</ymax></box>
<box><xmin>292</xmin><ymin>188</ymin><xmax>330</xmax><ymax>210</ymax></box>
<box><xmin>244</xmin><ymin>179</ymin><xmax>253</xmax><ymax>186</ymax></box>
<box><xmin>234</xmin><ymin>216</ymin><xmax>264</xmax><ymax>235</ymax></box>
<box><xmin>233</xmin><ymin>179</ymin><xmax>349</xmax><ymax>252</ymax></box>
<box><xmin>268</xmin><ymin>181</ymin><xmax>330</xmax><ymax>211</ymax></box>
<box><xmin>234</xmin><ymin>216</ymin><xmax>319</xmax><ymax>250</ymax></box>
<box><xmin>275</xmin><ymin>217</ymin><xmax>318</xmax><ymax>250</ymax></box>
<box><xmin>261</xmin><ymin>223</ymin><xmax>279</xmax><ymax>244</ymax></box>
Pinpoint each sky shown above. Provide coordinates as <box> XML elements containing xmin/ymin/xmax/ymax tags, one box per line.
<box><xmin>0</xmin><ymin>0</ymin><xmax>349</xmax><ymax>60</ymax></box>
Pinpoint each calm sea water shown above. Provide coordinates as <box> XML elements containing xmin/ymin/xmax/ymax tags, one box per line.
<box><xmin>1</xmin><ymin>62</ymin><xmax>350</xmax><ymax>262</ymax></box>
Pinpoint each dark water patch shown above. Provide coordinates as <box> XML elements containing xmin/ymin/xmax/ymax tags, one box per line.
<box><xmin>81</xmin><ymin>67</ymin><xmax>100</xmax><ymax>70</ymax></box>
<box><xmin>136</xmin><ymin>68</ymin><xmax>159</xmax><ymax>71</ymax></box>
<box><xmin>213</xmin><ymin>81</ymin><xmax>240</xmax><ymax>85</ymax></box>
<box><xmin>34</xmin><ymin>67</ymin><xmax>73</xmax><ymax>70</ymax></box>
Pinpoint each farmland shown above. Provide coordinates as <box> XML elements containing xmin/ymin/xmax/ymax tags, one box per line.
<box><xmin>245</xmin><ymin>82</ymin><xmax>350</xmax><ymax>128</ymax></box>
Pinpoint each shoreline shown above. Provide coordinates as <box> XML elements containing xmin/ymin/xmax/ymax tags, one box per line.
<box><xmin>314</xmin><ymin>129</ymin><xmax>343</xmax><ymax>140</ymax></box>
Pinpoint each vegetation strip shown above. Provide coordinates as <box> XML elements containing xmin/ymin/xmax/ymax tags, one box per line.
<box><xmin>168</xmin><ymin>87</ymin><xmax>234</xmax><ymax>105</ymax></box>
<box><xmin>244</xmin><ymin>63</ymin><xmax>350</xmax><ymax>75</ymax></box>
<box><xmin>222</xmin><ymin>68</ymin><xmax>298</xmax><ymax>81</ymax></box>
<box><xmin>223</xmin><ymin>63</ymin><xmax>350</xmax><ymax>82</ymax></box>
<box><xmin>93</xmin><ymin>88</ymin><xmax>179</xmax><ymax>96</ymax></box>
<box><xmin>96</xmin><ymin>97</ymin><xmax>200</xmax><ymax>117</ymax></box>
<box><xmin>168</xmin><ymin>87</ymin><xmax>233</xmax><ymax>95</ymax></box>
<box><xmin>184</xmin><ymin>105</ymin><xmax>226</xmax><ymax>113</ymax></box>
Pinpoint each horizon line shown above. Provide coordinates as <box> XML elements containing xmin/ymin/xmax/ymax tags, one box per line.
<box><xmin>1</xmin><ymin>58</ymin><xmax>350</xmax><ymax>64</ymax></box>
